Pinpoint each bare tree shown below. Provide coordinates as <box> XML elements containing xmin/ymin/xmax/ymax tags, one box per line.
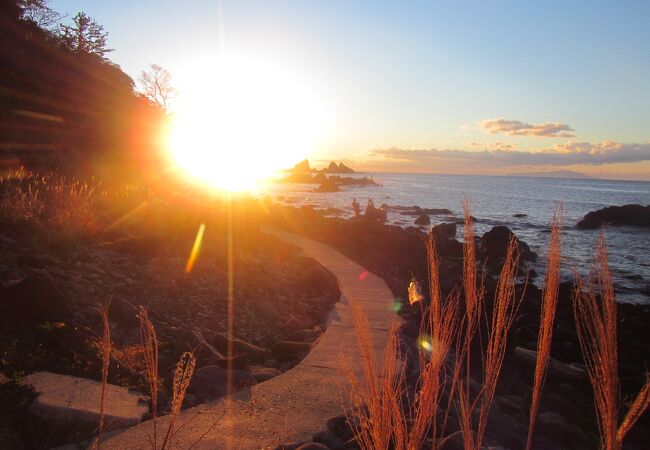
<box><xmin>58</xmin><ymin>12</ymin><xmax>113</xmax><ymax>58</ymax></box>
<box><xmin>139</xmin><ymin>64</ymin><xmax>177</xmax><ymax>112</ymax></box>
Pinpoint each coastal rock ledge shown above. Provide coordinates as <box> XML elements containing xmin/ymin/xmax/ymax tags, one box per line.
<box><xmin>577</xmin><ymin>204</ymin><xmax>650</xmax><ymax>229</ymax></box>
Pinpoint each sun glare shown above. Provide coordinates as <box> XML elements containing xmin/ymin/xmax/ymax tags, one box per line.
<box><xmin>167</xmin><ymin>55</ymin><xmax>329</xmax><ymax>191</ymax></box>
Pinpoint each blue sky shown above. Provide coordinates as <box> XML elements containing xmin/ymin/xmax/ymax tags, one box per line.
<box><xmin>50</xmin><ymin>1</ymin><xmax>650</xmax><ymax>179</ymax></box>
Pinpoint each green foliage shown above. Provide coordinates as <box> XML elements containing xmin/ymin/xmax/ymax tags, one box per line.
<box><xmin>58</xmin><ymin>11</ymin><xmax>113</xmax><ymax>58</ymax></box>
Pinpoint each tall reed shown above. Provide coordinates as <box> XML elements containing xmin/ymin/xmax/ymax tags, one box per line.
<box><xmin>95</xmin><ymin>301</ymin><xmax>112</xmax><ymax>449</ymax></box>
<box><xmin>344</xmin><ymin>302</ymin><xmax>404</xmax><ymax>450</ymax></box>
<box><xmin>138</xmin><ymin>307</ymin><xmax>160</xmax><ymax>448</ymax></box>
<box><xmin>474</xmin><ymin>237</ymin><xmax>522</xmax><ymax>448</ymax></box>
<box><xmin>161</xmin><ymin>351</ymin><xmax>196</xmax><ymax>449</ymax></box>
<box><xmin>526</xmin><ymin>205</ymin><xmax>563</xmax><ymax>450</ymax></box>
<box><xmin>574</xmin><ymin>232</ymin><xmax>650</xmax><ymax>450</ymax></box>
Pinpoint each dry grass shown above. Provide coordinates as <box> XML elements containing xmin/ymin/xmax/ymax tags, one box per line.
<box><xmin>474</xmin><ymin>237</ymin><xmax>522</xmax><ymax>448</ymax></box>
<box><xmin>574</xmin><ymin>232</ymin><xmax>650</xmax><ymax>450</ymax></box>
<box><xmin>0</xmin><ymin>168</ymin><xmax>103</xmax><ymax>235</ymax></box>
<box><xmin>346</xmin><ymin>203</ymin><xmax>535</xmax><ymax>450</ymax></box>
<box><xmin>95</xmin><ymin>301</ymin><xmax>112</xmax><ymax>449</ymax></box>
<box><xmin>161</xmin><ymin>351</ymin><xmax>196</xmax><ymax>449</ymax></box>
<box><xmin>344</xmin><ymin>302</ymin><xmax>404</xmax><ymax>450</ymax></box>
<box><xmin>526</xmin><ymin>205</ymin><xmax>563</xmax><ymax>450</ymax></box>
<box><xmin>138</xmin><ymin>307</ymin><xmax>160</xmax><ymax>448</ymax></box>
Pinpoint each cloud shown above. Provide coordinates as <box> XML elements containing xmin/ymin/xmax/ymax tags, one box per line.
<box><xmin>371</xmin><ymin>141</ymin><xmax>650</xmax><ymax>167</ymax></box>
<box><xmin>479</xmin><ymin>118</ymin><xmax>575</xmax><ymax>138</ymax></box>
<box><xmin>468</xmin><ymin>141</ymin><xmax>514</xmax><ymax>151</ymax></box>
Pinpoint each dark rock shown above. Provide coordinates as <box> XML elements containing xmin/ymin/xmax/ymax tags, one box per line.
<box><xmin>0</xmin><ymin>273</ymin><xmax>70</xmax><ymax>323</ymax></box>
<box><xmin>258</xmin><ymin>300</ymin><xmax>282</xmax><ymax>324</ymax></box>
<box><xmin>286</xmin><ymin>329</ymin><xmax>319</xmax><ymax>342</ymax></box>
<box><xmin>414</xmin><ymin>214</ymin><xmax>430</xmax><ymax>226</ymax></box>
<box><xmin>282</xmin><ymin>315</ymin><xmax>304</xmax><ymax>335</ymax></box>
<box><xmin>107</xmin><ymin>235</ymin><xmax>163</xmax><ymax>258</ymax></box>
<box><xmin>312</xmin><ymin>429</ymin><xmax>344</xmax><ymax>449</ymax></box>
<box><xmin>513</xmin><ymin>213</ymin><xmax>528</xmax><ymax>218</ymax></box>
<box><xmin>431</xmin><ymin>222</ymin><xmax>456</xmax><ymax>240</ymax></box>
<box><xmin>188</xmin><ymin>365</ymin><xmax>253</xmax><ymax>402</ymax></box>
<box><xmin>513</xmin><ymin>347</ymin><xmax>588</xmax><ymax>384</ymax></box>
<box><xmin>537</xmin><ymin>411</ymin><xmax>591</xmax><ymax>447</ymax></box>
<box><xmin>211</xmin><ymin>333</ymin><xmax>268</xmax><ymax>362</ymax></box>
<box><xmin>272</xmin><ymin>341</ymin><xmax>312</xmax><ymax>361</ymax></box>
<box><xmin>274</xmin><ymin>443</ymin><xmax>305</xmax><ymax>450</ymax></box>
<box><xmin>296</xmin><ymin>264</ymin><xmax>339</xmax><ymax>298</ymax></box>
<box><xmin>297</xmin><ymin>443</ymin><xmax>330</xmax><ymax>450</ymax></box>
<box><xmin>292</xmin><ymin>159</ymin><xmax>313</xmax><ymax>173</ymax></box>
<box><xmin>577</xmin><ymin>204</ymin><xmax>650</xmax><ymax>229</ymax></box>
<box><xmin>250</xmin><ymin>366</ymin><xmax>281</xmax><ymax>383</ymax></box>
<box><xmin>480</xmin><ymin>226</ymin><xmax>537</xmax><ymax>267</ymax></box>
<box><xmin>213</xmin><ymin>354</ymin><xmax>250</xmax><ymax>371</ymax></box>
<box><xmin>314</xmin><ymin>180</ymin><xmax>340</xmax><ymax>193</ymax></box>
<box><xmin>326</xmin><ymin>415</ymin><xmax>355</xmax><ymax>442</ymax></box>
<box><xmin>108</xmin><ymin>299</ymin><xmax>139</xmax><ymax>326</ymax></box>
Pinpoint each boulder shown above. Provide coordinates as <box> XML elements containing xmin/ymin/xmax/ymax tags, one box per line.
<box><xmin>286</xmin><ymin>329</ymin><xmax>319</xmax><ymax>342</ymax></box>
<box><xmin>414</xmin><ymin>214</ymin><xmax>430</xmax><ymax>226</ymax></box>
<box><xmin>250</xmin><ymin>366</ymin><xmax>282</xmax><ymax>383</ymax></box>
<box><xmin>25</xmin><ymin>372</ymin><xmax>148</xmax><ymax>430</ymax></box>
<box><xmin>297</xmin><ymin>443</ymin><xmax>330</xmax><ymax>450</ymax></box>
<box><xmin>272</xmin><ymin>341</ymin><xmax>312</xmax><ymax>361</ymax></box>
<box><xmin>537</xmin><ymin>411</ymin><xmax>592</xmax><ymax>447</ymax></box>
<box><xmin>188</xmin><ymin>365</ymin><xmax>254</xmax><ymax>402</ymax></box>
<box><xmin>431</xmin><ymin>222</ymin><xmax>456</xmax><ymax>240</ymax></box>
<box><xmin>211</xmin><ymin>332</ymin><xmax>268</xmax><ymax>362</ymax></box>
<box><xmin>0</xmin><ymin>273</ymin><xmax>70</xmax><ymax>323</ymax></box>
<box><xmin>513</xmin><ymin>347</ymin><xmax>588</xmax><ymax>384</ymax></box>
<box><xmin>314</xmin><ymin>179</ymin><xmax>340</xmax><ymax>193</ymax></box>
<box><xmin>480</xmin><ymin>226</ymin><xmax>537</xmax><ymax>267</ymax></box>
<box><xmin>577</xmin><ymin>204</ymin><xmax>650</xmax><ymax>229</ymax></box>
<box><xmin>257</xmin><ymin>300</ymin><xmax>283</xmax><ymax>324</ymax></box>
<box><xmin>296</xmin><ymin>264</ymin><xmax>339</xmax><ymax>298</ymax></box>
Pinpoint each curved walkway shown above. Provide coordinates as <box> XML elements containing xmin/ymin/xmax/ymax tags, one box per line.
<box><xmin>103</xmin><ymin>228</ymin><xmax>399</xmax><ymax>449</ymax></box>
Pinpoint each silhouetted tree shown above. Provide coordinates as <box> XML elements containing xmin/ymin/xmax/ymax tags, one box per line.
<box><xmin>19</xmin><ymin>0</ymin><xmax>63</xmax><ymax>29</ymax></box>
<box><xmin>139</xmin><ymin>64</ymin><xmax>177</xmax><ymax>112</ymax></box>
<box><xmin>58</xmin><ymin>12</ymin><xmax>112</xmax><ymax>58</ymax></box>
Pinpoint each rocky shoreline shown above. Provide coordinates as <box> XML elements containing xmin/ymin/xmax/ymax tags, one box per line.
<box><xmin>267</xmin><ymin>203</ymin><xmax>649</xmax><ymax>450</ymax></box>
<box><xmin>0</xmin><ymin>206</ymin><xmax>340</xmax><ymax>448</ymax></box>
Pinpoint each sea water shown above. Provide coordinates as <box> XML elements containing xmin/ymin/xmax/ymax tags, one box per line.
<box><xmin>269</xmin><ymin>173</ymin><xmax>650</xmax><ymax>304</ymax></box>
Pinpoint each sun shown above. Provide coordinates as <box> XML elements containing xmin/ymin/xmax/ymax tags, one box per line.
<box><xmin>167</xmin><ymin>55</ymin><xmax>329</xmax><ymax>191</ymax></box>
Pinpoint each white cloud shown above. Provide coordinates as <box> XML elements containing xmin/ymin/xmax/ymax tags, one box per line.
<box><xmin>371</xmin><ymin>141</ymin><xmax>650</xmax><ymax>167</ymax></box>
<box><xmin>479</xmin><ymin>118</ymin><xmax>575</xmax><ymax>138</ymax></box>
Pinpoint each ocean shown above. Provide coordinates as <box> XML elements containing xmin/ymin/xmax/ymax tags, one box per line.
<box><xmin>268</xmin><ymin>173</ymin><xmax>650</xmax><ymax>304</ymax></box>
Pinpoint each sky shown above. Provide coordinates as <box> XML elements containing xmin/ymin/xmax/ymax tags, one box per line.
<box><xmin>50</xmin><ymin>1</ymin><xmax>650</xmax><ymax>180</ymax></box>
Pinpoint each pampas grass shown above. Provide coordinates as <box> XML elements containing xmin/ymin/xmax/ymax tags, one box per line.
<box><xmin>161</xmin><ymin>351</ymin><xmax>196</xmax><ymax>449</ymax></box>
<box><xmin>95</xmin><ymin>301</ymin><xmax>112</xmax><ymax>449</ymax></box>
<box><xmin>345</xmin><ymin>301</ymin><xmax>404</xmax><ymax>450</ymax></box>
<box><xmin>526</xmin><ymin>205</ymin><xmax>563</xmax><ymax>450</ymax></box>
<box><xmin>138</xmin><ymin>307</ymin><xmax>160</xmax><ymax>448</ymax></box>
<box><xmin>574</xmin><ymin>232</ymin><xmax>650</xmax><ymax>450</ymax></box>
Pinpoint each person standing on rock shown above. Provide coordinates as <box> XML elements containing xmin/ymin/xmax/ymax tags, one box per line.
<box><xmin>352</xmin><ymin>198</ymin><xmax>361</xmax><ymax>216</ymax></box>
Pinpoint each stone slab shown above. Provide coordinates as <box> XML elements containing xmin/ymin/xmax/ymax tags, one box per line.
<box><xmin>26</xmin><ymin>371</ymin><xmax>149</xmax><ymax>431</ymax></box>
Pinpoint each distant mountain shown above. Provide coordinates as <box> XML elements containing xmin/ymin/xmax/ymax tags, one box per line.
<box><xmin>506</xmin><ymin>170</ymin><xmax>595</xmax><ymax>180</ymax></box>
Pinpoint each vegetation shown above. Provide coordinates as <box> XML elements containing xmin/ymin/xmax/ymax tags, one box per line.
<box><xmin>1</xmin><ymin>0</ymin><xmax>166</xmax><ymax>175</ymax></box>
<box><xmin>345</xmin><ymin>205</ymin><xmax>649</xmax><ymax>450</ymax></box>
<box><xmin>574</xmin><ymin>234</ymin><xmax>650</xmax><ymax>450</ymax></box>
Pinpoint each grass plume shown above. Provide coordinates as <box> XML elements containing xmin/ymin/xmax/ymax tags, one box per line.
<box><xmin>138</xmin><ymin>307</ymin><xmax>160</xmax><ymax>448</ymax></box>
<box><xmin>344</xmin><ymin>302</ymin><xmax>404</xmax><ymax>450</ymax></box>
<box><xmin>162</xmin><ymin>351</ymin><xmax>196</xmax><ymax>449</ymax></box>
<box><xmin>526</xmin><ymin>204</ymin><xmax>563</xmax><ymax>450</ymax></box>
<box><xmin>574</xmin><ymin>232</ymin><xmax>650</xmax><ymax>449</ymax></box>
<box><xmin>95</xmin><ymin>301</ymin><xmax>112</xmax><ymax>449</ymax></box>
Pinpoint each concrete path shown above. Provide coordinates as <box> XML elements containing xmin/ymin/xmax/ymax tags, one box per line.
<box><xmin>103</xmin><ymin>228</ymin><xmax>399</xmax><ymax>449</ymax></box>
